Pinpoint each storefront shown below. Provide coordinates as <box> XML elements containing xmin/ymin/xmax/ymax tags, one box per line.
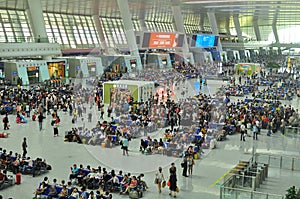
<box><xmin>103</xmin><ymin>80</ymin><xmax>155</xmax><ymax>105</ymax></box>
<box><xmin>87</xmin><ymin>61</ymin><xmax>97</xmax><ymax>76</ymax></box>
<box><xmin>47</xmin><ymin>61</ymin><xmax>66</xmax><ymax>79</ymax></box>
<box><xmin>27</xmin><ymin>66</ymin><xmax>39</xmax><ymax>84</ymax></box>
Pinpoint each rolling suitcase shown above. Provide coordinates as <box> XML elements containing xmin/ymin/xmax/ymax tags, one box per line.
<box><xmin>16</xmin><ymin>173</ymin><xmax>21</xmax><ymax>184</ymax></box>
<box><xmin>129</xmin><ymin>190</ymin><xmax>138</xmax><ymax>199</ymax></box>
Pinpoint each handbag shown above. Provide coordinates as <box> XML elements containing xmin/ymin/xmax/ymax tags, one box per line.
<box><xmin>154</xmin><ymin>178</ymin><xmax>158</xmax><ymax>184</ymax></box>
<box><xmin>162</xmin><ymin>180</ymin><xmax>166</xmax><ymax>188</ymax></box>
<box><xmin>181</xmin><ymin>162</ymin><xmax>184</xmax><ymax>168</ymax></box>
<box><xmin>167</xmin><ymin>180</ymin><xmax>170</xmax><ymax>187</ymax></box>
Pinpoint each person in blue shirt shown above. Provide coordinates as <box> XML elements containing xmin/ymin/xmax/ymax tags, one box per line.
<box><xmin>253</xmin><ymin>123</ymin><xmax>258</xmax><ymax>140</ymax></box>
<box><xmin>120</xmin><ymin>136</ymin><xmax>129</xmax><ymax>156</ymax></box>
<box><xmin>69</xmin><ymin>164</ymin><xmax>79</xmax><ymax>180</ymax></box>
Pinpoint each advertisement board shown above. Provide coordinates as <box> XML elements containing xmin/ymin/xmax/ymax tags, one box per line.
<box><xmin>191</xmin><ymin>34</ymin><xmax>218</xmax><ymax>48</ymax></box>
<box><xmin>142</xmin><ymin>32</ymin><xmax>184</xmax><ymax>49</ymax></box>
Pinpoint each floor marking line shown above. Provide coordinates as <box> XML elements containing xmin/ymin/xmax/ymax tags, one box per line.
<box><xmin>210</xmin><ymin>169</ymin><xmax>232</xmax><ymax>187</ymax></box>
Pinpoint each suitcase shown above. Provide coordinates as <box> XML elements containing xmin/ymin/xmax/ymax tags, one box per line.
<box><xmin>129</xmin><ymin>190</ymin><xmax>139</xmax><ymax>199</ymax></box>
<box><xmin>194</xmin><ymin>153</ymin><xmax>199</xmax><ymax>160</ymax></box>
<box><xmin>16</xmin><ymin>173</ymin><xmax>21</xmax><ymax>184</ymax></box>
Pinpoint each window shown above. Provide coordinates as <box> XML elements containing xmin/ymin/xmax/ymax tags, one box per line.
<box><xmin>0</xmin><ymin>9</ymin><xmax>32</xmax><ymax>43</ymax></box>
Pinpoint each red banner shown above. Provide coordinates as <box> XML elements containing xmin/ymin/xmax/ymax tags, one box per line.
<box><xmin>148</xmin><ymin>33</ymin><xmax>179</xmax><ymax>48</ymax></box>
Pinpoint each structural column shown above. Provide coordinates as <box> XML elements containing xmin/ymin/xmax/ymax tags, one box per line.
<box><xmin>117</xmin><ymin>0</ymin><xmax>139</xmax><ymax>57</ymax></box>
<box><xmin>225</xmin><ymin>17</ymin><xmax>231</xmax><ymax>36</ymax></box>
<box><xmin>200</xmin><ymin>13</ymin><xmax>205</xmax><ymax>31</ymax></box>
<box><xmin>253</xmin><ymin>16</ymin><xmax>261</xmax><ymax>41</ymax></box>
<box><xmin>272</xmin><ymin>10</ymin><xmax>280</xmax><ymax>43</ymax></box>
<box><xmin>93</xmin><ymin>0</ymin><xmax>108</xmax><ymax>54</ymax></box>
<box><xmin>233</xmin><ymin>14</ymin><xmax>244</xmax><ymax>43</ymax></box>
<box><xmin>207</xmin><ymin>11</ymin><xmax>222</xmax><ymax>51</ymax></box>
<box><xmin>26</xmin><ymin>0</ymin><xmax>48</xmax><ymax>42</ymax></box>
<box><xmin>172</xmin><ymin>5</ymin><xmax>189</xmax><ymax>53</ymax></box>
<box><xmin>26</xmin><ymin>0</ymin><xmax>52</xmax><ymax>60</ymax></box>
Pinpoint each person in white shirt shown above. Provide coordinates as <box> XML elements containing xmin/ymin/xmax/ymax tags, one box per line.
<box><xmin>240</xmin><ymin>123</ymin><xmax>246</xmax><ymax>141</ymax></box>
<box><xmin>155</xmin><ymin>167</ymin><xmax>165</xmax><ymax>193</ymax></box>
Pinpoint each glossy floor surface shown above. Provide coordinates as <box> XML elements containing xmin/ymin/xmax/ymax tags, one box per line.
<box><xmin>1</xmin><ymin>78</ymin><xmax>300</xmax><ymax>199</ymax></box>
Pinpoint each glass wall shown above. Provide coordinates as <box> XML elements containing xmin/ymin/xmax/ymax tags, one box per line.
<box><xmin>100</xmin><ymin>17</ymin><xmax>127</xmax><ymax>48</ymax></box>
<box><xmin>0</xmin><ymin>9</ymin><xmax>32</xmax><ymax>43</ymax></box>
<box><xmin>44</xmin><ymin>13</ymin><xmax>100</xmax><ymax>49</ymax></box>
<box><xmin>184</xmin><ymin>13</ymin><xmax>201</xmax><ymax>34</ymax></box>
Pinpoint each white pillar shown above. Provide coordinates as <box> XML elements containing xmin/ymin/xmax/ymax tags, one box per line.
<box><xmin>172</xmin><ymin>5</ymin><xmax>189</xmax><ymax>53</ymax></box>
<box><xmin>272</xmin><ymin>10</ymin><xmax>280</xmax><ymax>43</ymax></box>
<box><xmin>117</xmin><ymin>0</ymin><xmax>139</xmax><ymax>57</ymax></box>
<box><xmin>200</xmin><ymin>13</ymin><xmax>205</xmax><ymax>31</ymax></box>
<box><xmin>207</xmin><ymin>12</ymin><xmax>222</xmax><ymax>51</ymax></box>
<box><xmin>233</xmin><ymin>14</ymin><xmax>244</xmax><ymax>43</ymax></box>
<box><xmin>253</xmin><ymin>16</ymin><xmax>261</xmax><ymax>41</ymax></box>
<box><xmin>92</xmin><ymin>0</ymin><xmax>108</xmax><ymax>54</ymax></box>
<box><xmin>26</xmin><ymin>0</ymin><xmax>47</xmax><ymax>42</ymax></box>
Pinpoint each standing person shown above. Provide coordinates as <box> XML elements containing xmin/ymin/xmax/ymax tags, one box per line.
<box><xmin>22</xmin><ymin>137</ymin><xmax>27</xmax><ymax>158</ymax></box>
<box><xmin>88</xmin><ymin>112</ymin><xmax>92</xmax><ymax>122</ymax></box>
<box><xmin>169</xmin><ymin>163</ymin><xmax>177</xmax><ymax>198</ymax></box>
<box><xmin>107</xmin><ymin>105</ymin><xmax>112</xmax><ymax>118</ymax></box>
<box><xmin>3</xmin><ymin>114</ymin><xmax>9</xmax><ymax>130</ymax></box>
<box><xmin>155</xmin><ymin>167</ymin><xmax>165</xmax><ymax>193</ymax></box>
<box><xmin>240</xmin><ymin>122</ymin><xmax>246</xmax><ymax>141</ymax></box>
<box><xmin>182</xmin><ymin>154</ymin><xmax>188</xmax><ymax>177</ymax></box>
<box><xmin>187</xmin><ymin>154</ymin><xmax>195</xmax><ymax>176</ymax></box>
<box><xmin>253</xmin><ymin>123</ymin><xmax>258</xmax><ymax>140</ymax></box>
<box><xmin>100</xmin><ymin>106</ymin><xmax>105</xmax><ymax>120</ymax></box>
<box><xmin>120</xmin><ymin>136</ymin><xmax>129</xmax><ymax>156</ymax></box>
<box><xmin>53</xmin><ymin>116</ymin><xmax>60</xmax><ymax>137</ymax></box>
<box><xmin>38</xmin><ymin>112</ymin><xmax>45</xmax><ymax>131</ymax></box>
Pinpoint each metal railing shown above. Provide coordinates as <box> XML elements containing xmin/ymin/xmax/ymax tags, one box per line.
<box><xmin>220</xmin><ymin>186</ymin><xmax>284</xmax><ymax>199</ymax></box>
<box><xmin>0</xmin><ymin>36</ymin><xmax>57</xmax><ymax>43</ymax></box>
<box><xmin>254</xmin><ymin>153</ymin><xmax>300</xmax><ymax>171</ymax></box>
<box><xmin>285</xmin><ymin>126</ymin><xmax>300</xmax><ymax>138</ymax></box>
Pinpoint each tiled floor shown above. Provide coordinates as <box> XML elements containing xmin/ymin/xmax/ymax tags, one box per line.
<box><xmin>1</xmin><ymin>78</ymin><xmax>300</xmax><ymax>199</ymax></box>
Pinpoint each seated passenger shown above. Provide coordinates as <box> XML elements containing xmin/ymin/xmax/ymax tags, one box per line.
<box><xmin>34</xmin><ymin>181</ymin><xmax>47</xmax><ymax>198</ymax></box>
<box><xmin>120</xmin><ymin>175</ymin><xmax>137</xmax><ymax>194</ymax></box>
<box><xmin>48</xmin><ymin>185</ymin><xmax>58</xmax><ymax>198</ymax></box>
<box><xmin>58</xmin><ymin>185</ymin><xmax>69</xmax><ymax>199</ymax></box>
<box><xmin>69</xmin><ymin>164</ymin><xmax>79</xmax><ymax>181</ymax></box>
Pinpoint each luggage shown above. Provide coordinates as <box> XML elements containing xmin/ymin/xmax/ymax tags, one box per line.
<box><xmin>210</xmin><ymin>139</ymin><xmax>216</xmax><ymax>149</ymax></box>
<box><xmin>129</xmin><ymin>190</ymin><xmax>139</xmax><ymax>199</ymax></box>
<box><xmin>16</xmin><ymin>173</ymin><xmax>21</xmax><ymax>184</ymax></box>
<box><xmin>0</xmin><ymin>132</ymin><xmax>8</xmax><ymax>138</ymax></box>
<box><xmin>193</xmin><ymin>153</ymin><xmax>199</xmax><ymax>160</ymax></box>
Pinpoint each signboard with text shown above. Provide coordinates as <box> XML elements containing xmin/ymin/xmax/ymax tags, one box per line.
<box><xmin>142</xmin><ymin>32</ymin><xmax>184</xmax><ymax>49</ymax></box>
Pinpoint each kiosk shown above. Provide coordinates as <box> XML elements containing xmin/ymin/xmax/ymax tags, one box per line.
<box><xmin>170</xmin><ymin>52</ymin><xmax>195</xmax><ymax>65</ymax></box>
<box><xmin>146</xmin><ymin>53</ymin><xmax>172</xmax><ymax>70</ymax></box>
<box><xmin>3</xmin><ymin>60</ymin><xmax>50</xmax><ymax>85</ymax></box>
<box><xmin>103</xmin><ymin>80</ymin><xmax>155</xmax><ymax>105</ymax></box>
<box><xmin>235</xmin><ymin>63</ymin><xmax>260</xmax><ymax>75</ymax></box>
<box><xmin>68</xmin><ymin>57</ymin><xmax>103</xmax><ymax>78</ymax></box>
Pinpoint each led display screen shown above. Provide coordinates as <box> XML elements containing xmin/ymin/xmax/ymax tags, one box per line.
<box><xmin>191</xmin><ymin>34</ymin><xmax>218</xmax><ymax>47</ymax></box>
<box><xmin>142</xmin><ymin>32</ymin><xmax>184</xmax><ymax>49</ymax></box>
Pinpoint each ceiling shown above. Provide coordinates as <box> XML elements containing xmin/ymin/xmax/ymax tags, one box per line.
<box><xmin>1</xmin><ymin>0</ymin><xmax>300</xmax><ymax>36</ymax></box>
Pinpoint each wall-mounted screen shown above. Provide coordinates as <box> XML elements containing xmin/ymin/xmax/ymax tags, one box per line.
<box><xmin>142</xmin><ymin>32</ymin><xmax>184</xmax><ymax>49</ymax></box>
<box><xmin>191</xmin><ymin>34</ymin><xmax>218</xmax><ymax>48</ymax></box>
<box><xmin>130</xmin><ymin>59</ymin><xmax>137</xmax><ymax>68</ymax></box>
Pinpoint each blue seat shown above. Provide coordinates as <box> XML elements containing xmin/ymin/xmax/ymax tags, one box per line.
<box><xmin>127</xmin><ymin>120</ymin><xmax>132</xmax><ymax>126</ymax></box>
<box><xmin>111</xmin><ymin>135</ymin><xmax>117</xmax><ymax>143</ymax></box>
<box><xmin>164</xmin><ymin>142</ymin><xmax>169</xmax><ymax>149</ymax></box>
<box><xmin>81</xmin><ymin>169</ymin><xmax>90</xmax><ymax>176</ymax></box>
<box><xmin>194</xmin><ymin>135</ymin><xmax>202</xmax><ymax>140</ymax></box>
<box><xmin>195</xmin><ymin>127</ymin><xmax>200</xmax><ymax>134</ymax></box>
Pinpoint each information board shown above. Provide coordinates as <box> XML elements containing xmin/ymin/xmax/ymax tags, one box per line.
<box><xmin>142</xmin><ymin>32</ymin><xmax>184</xmax><ymax>49</ymax></box>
